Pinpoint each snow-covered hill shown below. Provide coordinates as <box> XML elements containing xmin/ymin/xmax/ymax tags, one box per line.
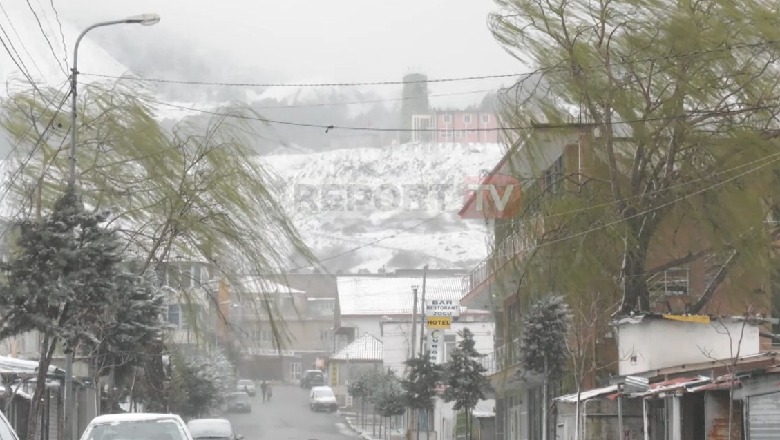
<box><xmin>259</xmin><ymin>143</ymin><xmax>506</xmax><ymax>273</ymax></box>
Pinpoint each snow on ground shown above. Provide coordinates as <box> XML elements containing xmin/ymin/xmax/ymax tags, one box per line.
<box><xmin>258</xmin><ymin>142</ymin><xmax>505</xmax><ymax>272</ymax></box>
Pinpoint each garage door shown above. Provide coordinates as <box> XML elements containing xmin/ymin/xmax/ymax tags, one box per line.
<box><xmin>748</xmin><ymin>392</ymin><xmax>780</xmax><ymax>440</ymax></box>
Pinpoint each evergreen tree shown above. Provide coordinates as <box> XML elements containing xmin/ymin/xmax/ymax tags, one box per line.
<box><xmin>520</xmin><ymin>295</ymin><xmax>570</xmax><ymax>440</ymax></box>
<box><xmin>442</xmin><ymin>328</ymin><xmax>490</xmax><ymax>440</ymax></box>
<box><xmin>87</xmin><ymin>271</ymin><xmax>167</xmax><ymax>414</ymax></box>
<box><xmin>0</xmin><ymin>190</ymin><xmax>136</xmax><ymax>440</ymax></box>
<box><xmin>348</xmin><ymin>375</ymin><xmax>370</xmax><ymax>428</ymax></box>
<box><xmin>403</xmin><ymin>352</ymin><xmax>443</xmax><ymax>440</ymax></box>
<box><xmin>373</xmin><ymin>370</ymin><xmax>406</xmax><ymax>423</ymax></box>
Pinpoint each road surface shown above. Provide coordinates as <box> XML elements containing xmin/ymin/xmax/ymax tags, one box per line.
<box><xmin>225</xmin><ymin>384</ymin><xmax>358</xmax><ymax>440</ymax></box>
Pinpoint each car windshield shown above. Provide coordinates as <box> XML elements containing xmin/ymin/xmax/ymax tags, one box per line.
<box><xmin>313</xmin><ymin>389</ymin><xmax>333</xmax><ymax>398</ymax></box>
<box><xmin>85</xmin><ymin>419</ymin><xmax>185</xmax><ymax>440</ymax></box>
<box><xmin>228</xmin><ymin>394</ymin><xmax>249</xmax><ymax>403</ymax></box>
<box><xmin>187</xmin><ymin>420</ymin><xmax>232</xmax><ymax>438</ymax></box>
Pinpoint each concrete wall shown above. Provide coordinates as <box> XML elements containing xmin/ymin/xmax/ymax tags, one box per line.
<box><xmin>555</xmin><ymin>399</ymin><xmax>644</xmax><ymax>440</ymax></box>
<box><xmin>615</xmin><ymin>317</ymin><xmax>760</xmax><ymax>376</ymax></box>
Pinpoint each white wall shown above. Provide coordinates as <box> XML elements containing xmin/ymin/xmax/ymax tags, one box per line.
<box><xmin>382</xmin><ymin>320</ymin><xmax>496</xmax><ymax>437</ymax></box>
<box><xmin>616</xmin><ymin>317</ymin><xmax>760</xmax><ymax>376</ymax></box>
<box><xmin>337</xmin><ymin>316</ymin><xmax>382</xmax><ymax>350</ymax></box>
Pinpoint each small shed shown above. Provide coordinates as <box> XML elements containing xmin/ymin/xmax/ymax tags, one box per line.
<box><xmin>329</xmin><ymin>333</ymin><xmax>383</xmax><ymax>406</ymax></box>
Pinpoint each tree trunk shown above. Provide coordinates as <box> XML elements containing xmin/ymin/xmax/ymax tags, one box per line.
<box><xmin>542</xmin><ymin>357</ymin><xmax>548</xmax><ymax>440</ymax></box>
<box><xmin>619</xmin><ymin>225</ymin><xmax>651</xmax><ymax>315</ymax></box>
<box><xmin>27</xmin><ymin>335</ymin><xmax>57</xmax><ymax>440</ymax></box>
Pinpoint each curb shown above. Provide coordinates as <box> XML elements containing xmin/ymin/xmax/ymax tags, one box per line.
<box><xmin>344</xmin><ymin>416</ymin><xmax>373</xmax><ymax>440</ymax></box>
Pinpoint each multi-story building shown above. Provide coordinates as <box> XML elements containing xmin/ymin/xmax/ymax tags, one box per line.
<box><xmin>411</xmin><ymin>111</ymin><xmax>501</xmax><ymax>144</ymax></box>
<box><xmin>457</xmin><ymin>123</ymin><xmax>774</xmax><ymax>440</ymax></box>
<box><xmin>218</xmin><ymin>274</ymin><xmax>338</xmax><ymax>382</ymax></box>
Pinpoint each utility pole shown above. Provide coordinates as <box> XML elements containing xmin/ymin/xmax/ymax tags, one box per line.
<box><xmin>410</xmin><ymin>286</ymin><xmax>419</xmax><ymax>359</ymax></box>
<box><xmin>418</xmin><ymin>265</ymin><xmax>428</xmax><ymax>356</ymax></box>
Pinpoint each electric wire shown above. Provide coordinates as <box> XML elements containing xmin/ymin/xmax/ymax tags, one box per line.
<box><xmin>286</xmin><ymin>151</ymin><xmax>780</xmax><ymax>270</ymax></box>
<box><xmin>80</xmin><ymin>39</ymin><xmax>780</xmax><ymax>88</ymax></box>
<box><xmin>24</xmin><ymin>0</ymin><xmax>67</xmax><ymax>75</ymax></box>
<box><xmin>0</xmin><ymin>1</ymin><xmax>44</xmax><ymax>78</ymax></box>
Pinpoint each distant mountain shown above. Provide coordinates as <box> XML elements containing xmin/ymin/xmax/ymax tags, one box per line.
<box><xmin>259</xmin><ymin>142</ymin><xmax>505</xmax><ymax>273</ymax></box>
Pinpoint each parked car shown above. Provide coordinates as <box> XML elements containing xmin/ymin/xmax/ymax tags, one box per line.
<box><xmin>187</xmin><ymin>418</ymin><xmax>243</xmax><ymax>440</ymax></box>
<box><xmin>0</xmin><ymin>408</ymin><xmax>20</xmax><ymax>440</ymax></box>
<box><xmin>309</xmin><ymin>385</ymin><xmax>338</xmax><ymax>412</ymax></box>
<box><xmin>300</xmin><ymin>369</ymin><xmax>325</xmax><ymax>388</ymax></box>
<box><xmin>79</xmin><ymin>413</ymin><xmax>193</xmax><ymax>440</ymax></box>
<box><xmin>225</xmin><ymin>391</ymin><xmax>252</xmax><ymax>413</ymax></box>
<box><xmin>236</xmin><ymin>379</ymin><xmax>256</xmax><ymax>396</ymax></box>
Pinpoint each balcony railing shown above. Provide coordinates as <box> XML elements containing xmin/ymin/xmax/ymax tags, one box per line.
<box><xmin>481</xmin><ymin>337</ymin><xmax>523</xmax><ymax>375</ymax></box>
<box><xmin>464</xmin><ymin>228</ymin><xmax>535</xmax><ymax>295</ymax></box>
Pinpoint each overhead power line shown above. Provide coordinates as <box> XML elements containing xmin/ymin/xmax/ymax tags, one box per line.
<box><xmin>80</xmin><ymin>39</ymin><xmax>780</xmax><ymax>89</ymax></box>
<box><xmin>144</xmin><ymin>97</ymin><xmax>780</xmax><ymax>134</ymax></box>
<box><xmin>81</xmin><ymin>72</ymin><xmax>520</xmax><ymax>88</ymax></box>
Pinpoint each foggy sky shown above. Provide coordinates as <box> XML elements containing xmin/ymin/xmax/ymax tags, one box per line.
<box><xmin>55</xmin><ymin>0</ymin><xmax>522</xmax><ymax>102</ymax></box>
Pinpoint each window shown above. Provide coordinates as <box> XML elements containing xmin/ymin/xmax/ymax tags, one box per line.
<box><xmin>442</xmin><ymin>114</ymin><xmax>452</xmax><ymax>124</ymax></box>
<box><xmin>320</xmin><ymin>329</ymin><xmax>331</xmax><ymax>342</ymax></box>
<box><xmin>257</xmin><ymin>329</ymin><xmax>273</xmax><ymax>342</ymax></box>
<box><xmin>167</xmin><ymin>265</ymin><xmax>181</xmax><ymax>289</ymax></box>
<box><xmin>192</xmin><ymin>265</ymin><xmax>202</xmax><ymax>287</ymax></box>
<box><xmin>463</xmin><ymin>114</ymin><xmax>472</xmax><ymax>124</ymax></box>
<box><xmin>180</xmin><ymin>264</ymin><xmax>192</xmax><ymax>289</ymax></box>
<box><xmin>290</xmin><ymin>362</ymin><xmax>302</xmax><ymax>381</ymax></box>
<box><xmin>481</xmin><ymin>114</ymin><xmax>490</xmax><ymax>124</ymax></box>
<box><xmin>444</xmin><ymin>333</ymin><xmax>457</xmax><ymax>363</ymax></box>
<box><xmin>167</xmin><ymin>304</ymin><xmax>181</xmax><ymax>327</ymax></box>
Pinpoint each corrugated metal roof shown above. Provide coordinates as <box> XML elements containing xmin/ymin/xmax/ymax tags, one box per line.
<box><xmin>555</xmin><ymin>385</ymin><xmax>619</xmax><ymax>403</ymax></box>
<box><xmin>336</xmin><ymin>276</ymin><xmax>467</xmax><ymax>316</ymax></box>
<box><xmin>331</xmin><ymin>333</ymin><xmax>383</xmax><ymax>361</ymax></box>
<box><xmin>0</xmin><ymin>355</ymin><xmax>62</xmax><ymax>375</ymax></box>
<box><xmin>631</xmin><ymin>375</ymin><xmax>711</xmax><ymax>397</ymax></box>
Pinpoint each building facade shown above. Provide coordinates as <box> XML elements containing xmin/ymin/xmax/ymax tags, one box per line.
<box><xmin>411</xmin><ymin>111</ymin><xmax>501</xmax><ymax>144</ymax></box>
<box><xmin>457</xmin><ymin>124</ymin><xmax>774</xmax><ymax>440</ymax></box>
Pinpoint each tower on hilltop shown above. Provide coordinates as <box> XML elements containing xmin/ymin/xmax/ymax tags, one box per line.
<box><xmin>400</xmin><ymin>73</ymin><xmax>430</xmax><ymax>143</ymax></box>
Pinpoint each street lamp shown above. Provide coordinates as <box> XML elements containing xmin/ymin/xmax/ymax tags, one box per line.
<box><xmin>63</xmin><ymin>14</ymin><xmax>160</xmax><ymax>440</ymax></box>
<box><xmin>68</xmin><ymin>13</ymin><xmax>161</xmax><ymax>189</ymax></box>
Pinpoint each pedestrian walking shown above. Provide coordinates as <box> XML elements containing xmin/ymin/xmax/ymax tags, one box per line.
<box><xmin>260</xmin><ymin>380</ymin><xmax>268</xmax><ymax>402</ymax></box>
<box><xmin>267</xmin><ymin>383</ymin><xmax>273</xmax><ymax>401</ymax></box>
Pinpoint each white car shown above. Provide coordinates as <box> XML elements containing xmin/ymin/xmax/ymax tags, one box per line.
<box><xmin>236</xmin><ymin>379</ymin><xmax>256</xmax><ymax>396</ymax></box>
<box><xmin>0</xmin><ymin>409</ymin><xmax>19</xmax><ymax>440</ymax></box>
<box><xmin>79</xmin><ymin>413</ymin><xmax>193</xmax><ymax>440</ymax></box>
<box><xmin>309</xmin><ymin>385</ymin><xmax>338</xmax><ymax>412</ymax></box>
<box><xmin>187</xmin><ymin>418</ymin><xmax>243</xmax><ymax>440</ymax></box>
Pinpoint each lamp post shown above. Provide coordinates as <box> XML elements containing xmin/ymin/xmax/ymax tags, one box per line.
<box><xmin>64</xmin><ymin>14</ymin><xmax>160</xmax><ymax>440</ymax></box>
<box><xmin>68</xmin><ymin>13</ymin><xmax>160</xmax><ymax>188</ymax></box>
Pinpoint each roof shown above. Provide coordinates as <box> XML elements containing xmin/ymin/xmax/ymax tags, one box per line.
<box><xmin>630</xmin><ymin>376</ymin><xmax>711</xmax><ymax>397</ymax></box>
<box><xmin>0</xmin><ymin>355</ymin><xmax>63</xmax><ymax>375</ymax></box>
<box><xmin>233</xmin><ymin>277</ymin><xmax>306</xmax><ymax>295</ymax></box>
<box><xmin>331</xmin><ymin>333</ymin><xmax>383</xmax><ymax>362</ymax></box>
<box><xmin>336</xmin><ymin>276</ymin><xmax>466</xmax><ymax>316</ymax></box>
<box><xmin>613</xmin><ymin>313</ymin><xmax>773</xmax><ymax>326</ymax></box>
<box><xmin>88</xmin><ymin>413</ymin><xmax>184</xmax><ymax>424</ymax></box>
<box><xmin>555</xmin><ymin>385</ymin><xmax>620</xmax><ymax>403</ymax></box>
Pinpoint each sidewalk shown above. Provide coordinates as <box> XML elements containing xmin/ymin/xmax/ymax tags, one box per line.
<box><xmin>342</xmin><ymin>410</ymin><xmax>405</xmax><ymax>440</ymax></box>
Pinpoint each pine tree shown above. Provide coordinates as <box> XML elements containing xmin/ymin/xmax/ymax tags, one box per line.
<box><xmin>373</xmin><ymin>369</ymin><xmax>406</xmax><ymax>438</ymax></box>
<box><xmin>402</xmin><ymin>352</ymin><xmax>443</xmax><ymax>440</ymax></box>
<box><xmin>442</xmin><ymin>328</ymin><xmax>490</xmax><ymax>440</ymax></box>
<box><xmin>0</xmin><ymin>190</ymin><xmax>134</xmax><ymax>440</ymax></box>
<box><xmin>87</xmin><ymin>271</ymin><xmax>167</xmax><ymax>414</ymax></box>
<box><xmin>520</xmin><ymin>295</ymin><xmax>570</xmax><ymax>440</ymax></box>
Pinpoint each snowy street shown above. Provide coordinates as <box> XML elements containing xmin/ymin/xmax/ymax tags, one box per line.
<box><xmin>225</xmin><ymin>384</ymin><xmax>358</xmax><ymax>440</ymax></box>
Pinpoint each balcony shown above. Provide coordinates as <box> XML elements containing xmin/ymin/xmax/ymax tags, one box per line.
<box><xmin>480</xmin><ymin>337</ymin><xmax>523</xmax><ymax>376</ymax></box>
<box><xmin>464</xmin><ymin>228</ymin><xmax>535</xmax><ymax>296</ymax></box>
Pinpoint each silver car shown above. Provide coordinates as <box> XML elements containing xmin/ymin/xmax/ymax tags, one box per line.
<box><xmin>79</xmin><ymin>413</ymin><xmax>193</xmax><ymax>440</ymax></box>
<box><xmin>187</xmin><ymin>418</ymin><xmax>243</xmax><ymax>440</ymax></box>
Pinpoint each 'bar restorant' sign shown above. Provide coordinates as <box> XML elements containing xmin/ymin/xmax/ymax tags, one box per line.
<box><xmin>425</xmin><ymin>299</ymin><xmax>460</xmax><ymax>317</ymax></box>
